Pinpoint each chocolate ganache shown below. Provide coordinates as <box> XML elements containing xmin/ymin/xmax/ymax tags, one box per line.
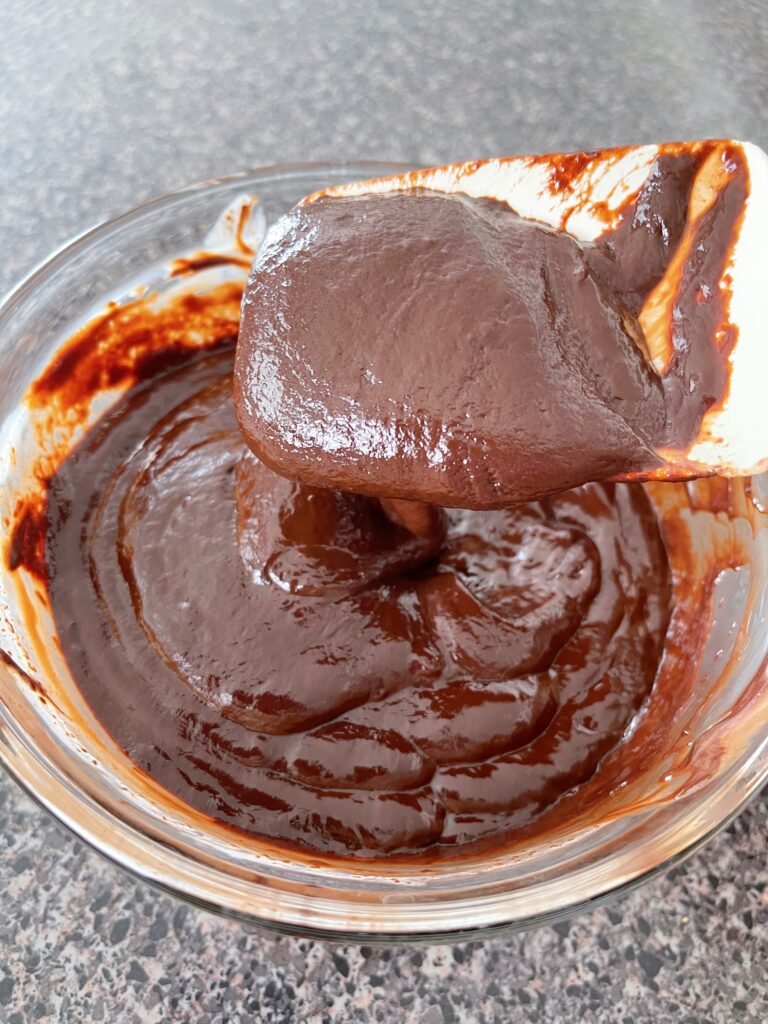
<box><xmin>15</xmin><ymin>145</ymin><xmax>751</xmax><ymax>858</ymax></box>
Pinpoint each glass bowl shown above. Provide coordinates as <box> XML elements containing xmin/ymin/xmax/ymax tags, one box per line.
<box><xmin>0</xmin><ymin>164</ymin><xmax>766</xmax><ymax>942</ymax></box>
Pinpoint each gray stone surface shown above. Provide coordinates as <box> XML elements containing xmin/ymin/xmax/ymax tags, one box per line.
<box><xmin>0</xmin><ymin>0</ymin><xmax>766</xmax><ymax>1020</ymax></box>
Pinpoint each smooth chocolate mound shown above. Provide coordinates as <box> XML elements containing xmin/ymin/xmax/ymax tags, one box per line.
<box><xmin>235</xmin><ymin>190</ymin><xmax>667</xmax><ymax>508</ymax></box>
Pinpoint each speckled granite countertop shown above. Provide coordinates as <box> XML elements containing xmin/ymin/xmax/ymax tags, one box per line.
<box><xmin>1</xmin><ymin>1</ymin><xmax>766</xmax><ymax>1020</ymax></box>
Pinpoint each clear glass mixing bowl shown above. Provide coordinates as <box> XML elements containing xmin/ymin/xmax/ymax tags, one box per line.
<box><xmin>0</xmin><ymin>163</ymin><xmax>766</xmax><ymax>941</ymax></box>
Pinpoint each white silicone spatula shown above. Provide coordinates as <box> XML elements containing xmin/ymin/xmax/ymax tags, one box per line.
<box><xmin>304</xmin><ymin>139</ymin><xmax>768</xmax><ymax>483</ymax></box>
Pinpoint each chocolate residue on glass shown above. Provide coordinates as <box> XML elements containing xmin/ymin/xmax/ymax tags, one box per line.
<box><xmin>5</xmin><ymin>147</ymin><xmax>753</xmax><ymax>860</ymax></box>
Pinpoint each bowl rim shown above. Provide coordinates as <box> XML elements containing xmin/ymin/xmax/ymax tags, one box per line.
<box><xmin>0</xmin><ymin>162</ymin><xmax>766</xmax><ymax>941</ymax></box>
<box><xmin>2</xmin><ymin>733</ymin><xmax>760</xmax><ymax>944</ymax></box>
<box><xmin>0</xmin><ymin>161</ymin><xmax>409</xmax><ymax>322</ymax></box>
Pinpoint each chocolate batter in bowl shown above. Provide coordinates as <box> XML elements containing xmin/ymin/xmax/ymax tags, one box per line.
<box><xmin>0</xmin><ymin>165</ymin><xmax>766</xmax><ymax>939</ymax></box>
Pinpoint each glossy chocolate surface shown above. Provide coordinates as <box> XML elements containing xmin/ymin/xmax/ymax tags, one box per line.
<box><xmin>43</xmin><ymin>345</ymin><xmax>670</xmax><ymax>856</ymax></box>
